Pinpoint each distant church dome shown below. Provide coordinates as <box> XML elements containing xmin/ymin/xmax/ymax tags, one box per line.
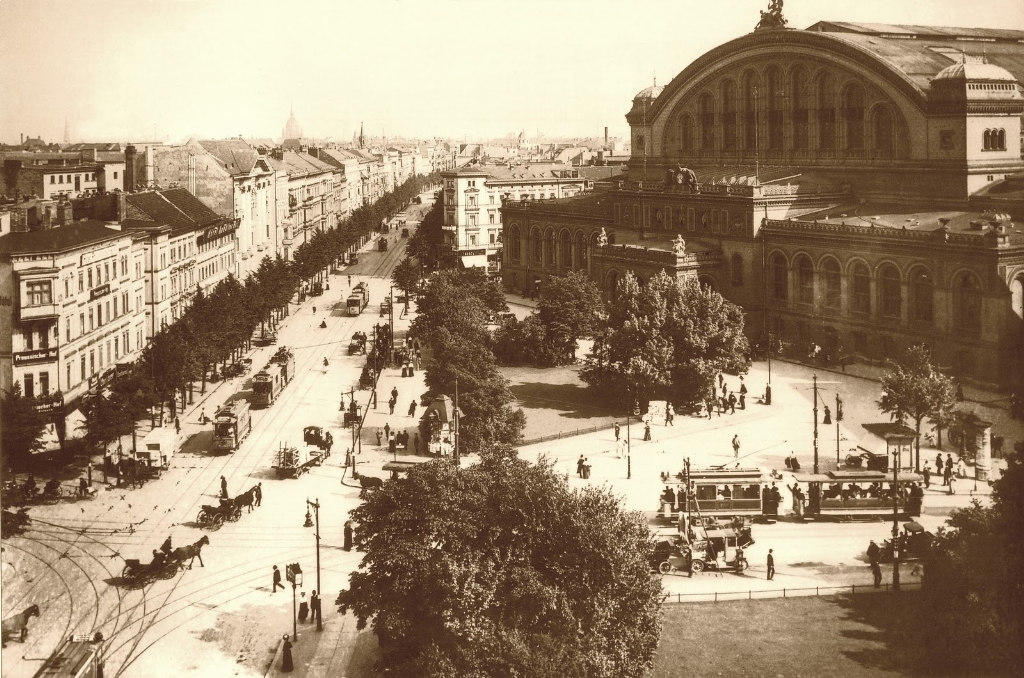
<box><xmin>282</xmin><ymin>106</ymin><xmax>302</xmax><ymax>139</ymax></box>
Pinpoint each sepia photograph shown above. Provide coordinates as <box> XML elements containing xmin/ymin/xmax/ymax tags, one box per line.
<box><xmin>2</xmin><ymin>0</ymin><xmax>1024</xmax><ymax>676</ymax></box>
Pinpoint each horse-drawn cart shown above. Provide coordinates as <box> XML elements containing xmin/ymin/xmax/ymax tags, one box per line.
<box><xmin>273</xmin><ymin>446</ymin><xmax>325</xmax><ymax>479</ymax></box>
<box><xmin>121</xmin><ymin>554</ymin><xmax>179</xmax><ymax>585</ymax></box>
<box><xmin>196</xmin><ymin>501</ymin><xmax>241</xmax><ymax>529</ymax></box>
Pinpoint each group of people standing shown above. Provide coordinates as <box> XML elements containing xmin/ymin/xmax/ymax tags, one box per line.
<box><xmin>703</xmin><ymin>374</ymin><xmax>748</xmax><ymax>419</ymax></box>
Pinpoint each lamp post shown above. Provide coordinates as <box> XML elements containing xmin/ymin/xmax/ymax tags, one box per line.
<box><xmin>812</xmin><ymin>374</ymin><xmax>819</xmax><ymax>474</ymax></box>
<box><xmin>285</xmin><ymin>563</ymin><xmax>303</xmax><ymax>640</ymax></box>
<box><xmin>836</xmin><ymin>394</ymin><xmax>843</xmax><ymax>464</ymax></box>
<box><xmin>305</xmin><ymin>498</ymin><xmax>322</xmax><ymax>630</ymax></box>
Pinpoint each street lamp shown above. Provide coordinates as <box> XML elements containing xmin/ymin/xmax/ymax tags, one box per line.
<box><xmin>285</xmin><ymin>563</ymin><xmax>303</xmax><ymax>640</ymax></box>
<box><xmin>305</xmin><ymin>498</ymin><xmax>322</xmax><ymax>630</ymax></box>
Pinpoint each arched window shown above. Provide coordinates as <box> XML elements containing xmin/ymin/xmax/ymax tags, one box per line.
<box><xmin>771</xmin><ymin>253</ymin><xmax>788</xmax><ymax>302</ymax></box>
<box><xmin>821</xmin><ymin>258</ymin><xmax>841</xmax><ymax>309</ymax></box>
<box><xmin>574</xmin><ymin>232</ymin><xmax>588</xmax><ymax>271</ymax></box>
<box><xmin>851</xmin><ymin>262</ymin><xmax>870</xmax><ymax>314</ymax></box>
<box><xmin>874</xmin><ymin>106</ymin><xmax>894</xmax><ymax>157</ymax></box>
<box><xmin>545</xmin><ymin>230</ymin><xmax>556</xmax><ymax>267</ymax></box>
<box><xmin>1011</xmin><ymin>275</ymin><xmax>1024</xmax><ymax>320</ymax></box>
<box><xmin>998</xmin><ymin>129</ymin><xmax>1006</xmax><ymax>150</ymax></box>
<box><xmin>817</xmin><ymin>72</ymin><xmax>837</xmax><ymax>150</ymax></box>
<box><xmin>559</xmin><ymin>231</ymin><xmax>572</xmax><ymax>270</ymax></box>
<box><xmin>843</xmin><ymin>83</ymin><xmax>865</xmax><ymax>150</ymax></box>
<box><xmin>766</xmin><ymin>66</ymin><xmax>784</xmax><ymax>150</ymax></box>
<box><xmin>699</xmin><ymin>93</ymin><xmax>715</xmax><ymax>150</ymax></box>
<box><xmin>909</xmin><ymin>267</ymin><xmax>933</xmax><ymax>323</ymax></box>
<box><xmin>954</xmin><ymin>272</ymin><xmax>982</xmax><ymax>331</ymax></box>
<box><xmin>879</xmin><ymin>264</ymin><xmax>902</xmax><ymax>319</ymax></box>
<box><xmin>722</xmin><ymin>80</ymin><xmax>738</xmax><ymax>150</ymax></box>
<box><xmin>795</xmin><ymin>255</ymin><xmax>814</xmax><ymax>304</ymax></box>
<box><xmin>531</xmin><ymin>227</ymin><xmax>542</xmax><ymax>263</ymax></box>
<box><xmin>680</xmin><ymin>114</ymin><xmax>694</xmax><ymax>152</ymax></box>
<box><xmin>744</xmin><ymin>71</ymin><xmax>760</xmax><ymax>150</ymax></box>
<box><xmin>698</xmin><ymin>275</ymin><xmax>716</xmax><ymax>292</ymax></box>
<box><xmin>508</xmin><ymin>225</ymin><xmax>521</xmax><ymax>263</ymax></box>
<box><xmin>983</xmin><ymin>129</ymin><xmax>992</xmax><ymax>151</ymax></box>
<box><xmin>792</xmin><ymin>66</ymin><xmax>810</xmax><ymax>151</ymax></box>
<box><xmin>730</xmin><ymin>253</ymin><xmax>743</xmax><ymax>286</ymax></box>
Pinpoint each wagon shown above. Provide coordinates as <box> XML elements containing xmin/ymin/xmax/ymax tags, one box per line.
<box><xmin>273</xmin><ymin>446</ymin><xmax>325</xmax><ymax>479</ymax></box>
<box><xmin>196</xmin><ymin>502</ymin><xmax>240</xmax><ymax>529</ymax></box>
<box><xmin>122</xmin><ymin>555</ymin><xmax>178</xmax><ymax>584</ymax></box>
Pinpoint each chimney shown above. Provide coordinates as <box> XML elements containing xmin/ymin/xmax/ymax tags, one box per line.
<box><xmin>20</xmin><ymin>133</ymin><xmax>23</xmax><ymax>145</ymax></box>
<box><xmin>83</xmin><ymin>148</ymin><xmax>97</xmax><ymax>162</ymax></box>
<box><xmin>309</xmin><ymin>147</ymin><xmax>320</xmax><ymax>159</ymax></box>
<box><xmin>124</xmin><ymin>144</ymin><xmax>137</xmax><ymax>192</ymax></box>
<box><xmin>604</xmin><ymin>126</ymin><xmax>608</xmax><ymax>148</ymax></box>
<box><xmin>117</xmin><ymin>192</ymin><xmax>128</xmax><ymax>222</ymax></box>
<box><xmin>56</xmin><ymin>200</ymin><xmax>73</xmax><ymax>226</ymax></box>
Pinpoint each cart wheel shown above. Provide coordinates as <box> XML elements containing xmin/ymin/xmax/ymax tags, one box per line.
<box><xmin>44</xmin><ymin>493</ymin><xmax>61</xmax><ymax>505</ymax></box>
<box><xmin>658</xmin><ymin>561</ymin><xmax>672</xmax><ymax>575</ymax></box>
<box><xmin>122</xmin><ymin>564</ymin><xmax>133</xmax><ymax>579</ymax></box>
<box><xmin>691</xmin><ymin>560</ymin><xmax>705</xmax><ymax>573</ymax></box>
<box><xmin>212</xmin><ymin>513</ymin><xmax>225</xmax><ymax>528</ymax></box>
<box><xmin>737</xmin><ymin>558</ymin><xmax>747</xmax><ymax>573</ymax></box>
<box><xmin>197</xmin><ymin>509</ymin><xmax>209</xmax><ymax>525</ymax></box>
<box><xmin>231</xmin><ymin>506</ymin><xmax>242</xmax><ymax>521</ymax></box>
<box><xmin>159</xmin><ymin>565</ymin><xmax>177</xmax><ymax>580</ymax></box>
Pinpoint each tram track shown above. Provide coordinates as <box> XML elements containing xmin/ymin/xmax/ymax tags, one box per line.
<box><xmin>1</xmin><ymin>541</ymin><xmax>78</xmax><ymax>655</ymax></box>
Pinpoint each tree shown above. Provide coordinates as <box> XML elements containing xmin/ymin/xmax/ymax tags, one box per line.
<box><xmin>337</xmin><ymin>456</ymin><xmax>663</xmax><ymax>678</ymax></box>
<box><xmin>492</xmin><ymin>315</ymin><xmax>551</xmax><ymax>366</ymax></box>
<box><xmin>536</xmin><ymin>271</ymin><xmax>604</xmax><ymax>365</ymax></box>
<box><xmin>878</xmin><ymin>345</ymin><xmax>955</xmax><ymax>471</ymax></box>
<box><xmin>1</xmin><ymin>383</ymin><xmax>48</xmax><ymax>469</ymax></box>
<box><xmin>582</xmin><ymin>272</ymin><xmax>748</xmax><ymax>409</ymax></box>
<box><xmin>392</xmin><ymin>256</ymin><xmax>422</xmax><ymax>301</ymax></box>
<box><xmin>920</xmin><ymin>446</ymin><xmax>1024</xmax><ymax>675</ymax></box>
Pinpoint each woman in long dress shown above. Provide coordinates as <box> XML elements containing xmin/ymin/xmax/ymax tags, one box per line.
<box><xmin>282</xmin><ymin>635</ymin><xmax>293</xmax><ymax>672</ymax></box>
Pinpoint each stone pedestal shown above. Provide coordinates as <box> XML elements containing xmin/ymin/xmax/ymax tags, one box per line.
<box><xmin>974</xmin><ymin>420</ymin><xmax>992</xmax><ymax>482</ymax></box>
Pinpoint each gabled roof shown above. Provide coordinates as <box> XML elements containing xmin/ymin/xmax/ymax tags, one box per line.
<box><xmin>197</xmin><ymin>139</ymin><xmax>259</xmax><ymax>175</ymax></box>
<box><xmin>126</xmin><ymin>188</ymin><xmax>222</xmax><ymax>234</ymax></box>
<box><xmin>0</xmin><ymin>220</ymin><xmax>126</xmax><ymax>255</ymax></box>
<box><xmin>63</xmin><ymin>142</ymin><xmax>122</xmax><ymax>152</ymax></box>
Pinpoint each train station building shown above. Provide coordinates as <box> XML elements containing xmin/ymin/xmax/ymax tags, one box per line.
<box><xmin>500</xmin><ymin>10</ymin><xmax>1024</xmax><ymax>390</ymax></box>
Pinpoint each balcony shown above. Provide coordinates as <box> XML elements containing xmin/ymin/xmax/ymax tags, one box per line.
<box><xmin>20</xmin><ymin>303</ymin><xmax>60</xmax><ymax>321</ymax></box>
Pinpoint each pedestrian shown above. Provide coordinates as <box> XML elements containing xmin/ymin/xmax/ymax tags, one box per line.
<box><xmin>254</xmin><ymin>482</ymin><xmax>262</xmax><ymax>507</ymax></box>
<box><xmin>577</xmin><ymin>455</ymin><xmax>586</xmax><ymax>477</ymax></box>
<box><xmin>298</xmin><ymin>592</ymin><xmax>309</xmax><ymax>622</ymax></box>
<box><xmin>312</xmin><ymin>305</ymin><xmax>316</xmax><ymax>315</ymax></box>
<box><xmin>922</xmin><ymin>464</ymin><xmax>931</xmax><ymax>489</ymax></box>
<box><xmin>78</xmin><ymin>476</ymin><xmax>88</xmax><ymax>497</ymax></box>
<box><xmin>391</xmin><ymin>386</ymin><xmax>398</xmax><ymax>403</ymax></box>
<box><xmin>732</xmin><ymin>434</ymin><xmax>740</xmax><ymax>458</ymax></box>
<box><xmin>643</xmin><ymin>422</ymin><xmax>652</xmax><ymax>441</ymax></box>
<box><xmin>281</xmin><ymin>635</ymin><xmax>293</xmax><ymax>673</ymax></box>
<box><xmin>943</xmin><ymin>460</ymin><xmax>952</xmax><ymax>487</ymax></box>
<box><xmin>389</xmin><ymin>434</ymin><xmax>397</xmax><ymax>455</ymax></box>
<box><xmin>728</xmin><ymin>391</ymin><xmax>736</xmax><ymax>414</ymax></box>
<box><xmin>200</xmin><ymin>408</ymin><xmax>206</xmax><ymax>424</ymax></box>
<box><xmin>343</xmin><ymin>520</ymin><xmax>353</xmax><ymax>551</ymax></box>
<box><xmin>220</xmin><ymin>476</ymin><xmax>228</xmax><ymax>499</ymax></box>
<box><xmin>739</xmin><ymin>382</ymin><xmax>747</xmax><ymax>410</ymax></box>
<box><xmin>665</xmin><ymin>403</ymin><xmax>674</xmax><ymax>426</ymax></box>
<box><xmin>614</xmin><ymin>422</ymin><xmax>620</xmax><ymax>441</ymax></box>
<box><xmin>384</xmin><ymin>422</ymin><xmax>391</xmax><ymax>439</ymax></box>
<box><xmin>868</xmin><ymin>540</ymin><xmax>882</xmax><ymax>588</ymax></box>
<box><xmin>311</xmin><ymin>590</ymin><xmax>322</xmax><ymax>628</ymax></box>
<box><xmin>87</xmin><ymin>461</ymin><xmax>93</xmax><ymax>487</ymax></box>
<box><xmin>822</xmin><ymin>405</ymin><xmax>832</xmax><ymax>426</ymax></box>
<box><xmin>408</xmin><ymin>400</ymin><xmax>417</xmax><ymax>417</ymax></box>
<box><xmin>767</xmin><ymin>549</ymin><xmax>775</xmax><ymax>580</ymax></box>
<box><xmin>957</xmin><ymin>458</ymin><xmax>966</xmax><ymax>479</ymax></box>
<box><xmin>174</xmin><ymin>417</ymin><xmax>181</xmax><ymax>435</ymax></box>
<box><xmin>764</xmin><ymin>383</ymin><xmax>772</xmax><ymax>406</ymax></box>
<box><xmin>388</xmin><ymin>398</ymin><xmax>395</xmax><ymax>415</ymax></box>
<box><xmin>955</xmin><ymin>383</ymin><xmax>964</xmax><ymax>401</ymax></box>
<box><xmin>375</xmin><ymin>429</ymin><xmax>382</xmax><ymax>446</ymax></box>
<box><xmin>414</xmin><ymin>433</ymin><xmax>420</xmax><ymax>454</ymax></box>
<box><xmin>348</xmin><ymin>274</ymin><xmax>352</xmax><ymax>287</ymax></box>
<box><xmin>705</xmin><ymin>399</ymin><xmax>714</xmax><ymax>419</ymax></box>
<box><xmin>272</xmin><ymin>565</ymin><xmax>284</xmax><ymax>592</ymax></box>
<box><xmin>948</xmin><ymin>474</ymin><xmax>957</xmax><ymax>495</ymax></box>
<box><xmin>718</xmin><ymin>373</ymin><xmax>724</xmax><ymax>390</ymax></box>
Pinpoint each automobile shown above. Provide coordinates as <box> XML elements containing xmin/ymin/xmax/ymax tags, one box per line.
<box><xmin>878</xmin><ymin>521</ymin><xmax>933</xmax><ymax>562</ymax></box>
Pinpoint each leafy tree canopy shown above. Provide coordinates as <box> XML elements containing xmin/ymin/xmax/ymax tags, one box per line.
<box><xmin>338</xmin><ymin>456</ymin><xmax>663</xmax><ymax>678</ymax></box>
<box><xmin>536</xmin><ymin>271</ymin><xmax>604</xmax><ymax>366</ymax></box>
<box><xmin>1</xmin><ymin>383</ymin><xmax>48</xmax><ymax>468</ymax></box>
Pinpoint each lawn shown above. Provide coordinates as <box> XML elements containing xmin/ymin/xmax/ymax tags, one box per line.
<box><xmin>653</xmin><ymin>592</ymin><xmax>1001</xmax><ymax>678</ymax></box>
<box><xmin>499</xmin><ymin>363</ymin><xmax>621</xmax><ymax>441</ymax></box>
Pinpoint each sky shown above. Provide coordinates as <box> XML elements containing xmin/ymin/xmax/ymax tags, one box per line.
<box><xmin>2</xmin><ymin>0</ymin><xmax>1023</xmax><ymax>145</ymax></box>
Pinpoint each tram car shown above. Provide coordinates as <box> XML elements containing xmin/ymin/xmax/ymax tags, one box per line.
<box><xmin>33</xmin><ymin>633</ymin><xmax>104</xmax><ymax>678</ymax></box>
<box><xmin>378</xmin><ymin>236</ymin><xmax>389</xmax><ymax>252</ymax></box>
<box><xmin>347</xmin><ymin>283</ymin><xmax>370</xmax><ymax>316</ymax></box>
<box><xmin>660</xmin><ymin>468</ymin><xmax>764</xmax><ymax>521</ymax></box>
<box><xmin>792</xmin><ymin>469</ymin><xmax>925</xmax><ymax>520</ymax></box>
<box><xmin>213</xmin><ymin>400</ymin><xmax>252</xmax><ymax>451</ymax></box>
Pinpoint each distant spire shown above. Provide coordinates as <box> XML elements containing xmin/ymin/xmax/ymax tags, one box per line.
<box><xmin>63</xmin><ymin>119</ymin><xmax>70</xmax><ymax>144</ymax></box>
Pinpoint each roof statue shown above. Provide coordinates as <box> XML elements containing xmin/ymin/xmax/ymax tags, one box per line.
<box><xmin>755</xmin><ymin>0</ymin><xmax>787</xmax><ymax>31</ymax></box>
<box><xmin>597</xmin><ymin>227</ymin><xmax>609</xmax><ymax>247</ymax></box>
<box><xmin>672</xmin><ymin>234</ymin><xmax>687</xmax><ymax>256</ymax></box>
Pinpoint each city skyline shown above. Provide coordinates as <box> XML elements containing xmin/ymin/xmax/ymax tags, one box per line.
<box><xmin>1</xmin><ymin>0</ymin><xmax>1023</xmax><ymax>145</ymax></box>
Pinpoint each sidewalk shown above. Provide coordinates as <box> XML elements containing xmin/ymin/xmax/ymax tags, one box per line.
<box><xmin>265</xmin><ymin>612</ymin><xmax>377</xmax><ymax>678</ymax></box>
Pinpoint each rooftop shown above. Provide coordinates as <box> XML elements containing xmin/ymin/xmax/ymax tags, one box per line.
<box><xmin>126</xmin><ymin>188</ymin><xmax>223</xmax><ymax>234</ymax></box>
<box><xmin>197</xmin><ymin>139</ymin><xmax>259</xmax><ymax>175</ymax></box>
<box><xmin>0</xmin><ymin>220</ymin><xmax>126</xmax><ymax>255</ymax></box>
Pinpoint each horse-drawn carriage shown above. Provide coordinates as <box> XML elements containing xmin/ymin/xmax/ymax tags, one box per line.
<box><xmin>196</xmin><ymin>501</ymin><xmax>241</xmax><ymax>528</ymax></box>
<box><xmin>120</xmin><ymin>535</ymin><xmax>210</xmax><ymax>586</ymax></box>
<box><xmin>348</xmin><ymin>332</ymin><xmax>368</xmax><ymax>355</ymax></box>
<box><xmin>303</xmin><ymin>426</ymin><xmax>333</xmax><ymax>453</ymax></box>
<box><xmin>2</xmin><ymin>479</ymin><xmax>94</xmax><ymax>508</ymax></box>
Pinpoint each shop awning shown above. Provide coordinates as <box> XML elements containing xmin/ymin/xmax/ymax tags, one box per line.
<box><xmin>460</xmin><ymin>254</ymin><xmax>487</xmax><ymax>268</ymax></box>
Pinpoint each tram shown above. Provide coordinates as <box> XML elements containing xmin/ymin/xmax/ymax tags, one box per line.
<box><xmin>792</xmin><ymin>469</ymin><xmax>925</xmax><ymax>520</ymax></box>
<box><xmin>33</xmin><ymin>633</ymin><xmax>104</xmax><ymax>678</ymax></box>
<box><xmin>660</xmin><ymin>468</ymin><xmax>764</xmax><ymax>521</ymax></box>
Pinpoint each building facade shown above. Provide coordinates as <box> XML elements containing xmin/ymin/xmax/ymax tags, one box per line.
<box><xmin>501</xmin><ymin>15</ymin><xmax>1024</xmax><ymax>390</ymax></box>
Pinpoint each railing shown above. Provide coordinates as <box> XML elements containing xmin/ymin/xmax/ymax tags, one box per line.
<box><xmin>761</xmin><ymin>218</ymin><xmax>992</xmax><ymax>247</ymax></box>
<box><xmin>661</xmin><ymin>580</ymin><xmax>921</xmax><ymax>604</ymax></box>
<box><xmin>517</xmin><ymin>420</ymin><xmax>627</xmax><ymax>447</ymax></box>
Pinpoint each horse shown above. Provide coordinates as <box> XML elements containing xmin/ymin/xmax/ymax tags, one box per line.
<box><xmin>358</xmin><ymin>476</ymin><xmax>383</xmax><ymax>499</ymax></box>
<box><xmin>233</xmin><ymin>488</ymin><xmax>256</xmax><ymax>514</ymax></box>
<box><xmin>1</xmin><ymin>605</ymin><xmax>40</xmax><ymax>647</ymax></box>
<box><xmin>171</xmin><ymin>535</ymin><xmax>210</xmax><ymax>570</ymax></box>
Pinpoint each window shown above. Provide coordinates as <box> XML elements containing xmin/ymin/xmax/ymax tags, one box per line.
<box><xmin>80</xmin><ymin>355</ymin><xmax>86</xmax><ymax>381</ymax></box>
<box><xmin>909</xmin><ymin>268</ymin><xmax>933</xmax><ymax>323</ymax></box>
<box><xmin>39</xmin><ymin>372</ymin><xmax>49</xmax><ymax>396</ymax></box>
<box><xmin>490</xmin><ymin>233</ymin><xmax>495</xmax><ymax>244</ymax></box>
<box><xmin>23</xmin><ymin>374</ymin><xmax>34</xmax><ymax>399</ymax></box>
<box><xmin>26</xmin><ymin>281</ymin><xmax>52</xmax><ymax>306</ymax></box>
<box><xmin>722</xmin><ymin>79</ymin><xmax>738</xmax><ymax>150</ymax></box>
<box><xmin>87</xmin><ymin>268</ymin><xmax>93</xmax><ymax>288</ymax></box>
<box><xmin>79</xmin><ymin>271</ymin><xmax>83</xmax><ymax>292</ymax></box>
<box><xmin>66</xmin><ymin>317</ymin><xmax>72</xmax><ymax>342</ymax></box>
<box><xmin>79</xmin><ymin>313</ymin><xmax>85</xmax><ymax>335</ymax></box>
<box><xmin>104</xmin><ymin>262</ymin><xmax>110</xmax><ymax>283</ymax></box>
<box><xmin>730</xmin><ymin>254</ymin><xmax>743</xmax><ymax>286</ymax></box>
<box><xmin>851</xmin><ymin>262</ymin><xmax>870</xmax><ymax>314</ymax></box>
<box><xmin>879</xmin><ymin>264</ymin><xmax>902</xmax><ymax>319</ymax></box>
<box><xmin>771</xmin><ymin>253</ymin><xmax>788</xmax><ymax>302</ymax></box>
<box><xmin>113</xmin><ymin>296</ymin><xmax>118</xmax><ymax>317</ymax></box>
<box><xmin>817</xmin><ymin>72</ymin><xmax>837</xmax><ymax>150</ymax></box>
<box><xmin>67</xmin><ymin>362</ymin><xmax>72</xmax><ymax>388</ymax></box>
<box><xmin>852</xmin><ymin>331</ymin><xmax>868</xmax><ymax>355</ymax></box>
<box><xmin>984</xmin><ymin>129</ymin><xmax>1007</xmax><ymax>151</ymax></box>
<box><xmin>744</xmin><ymin>72</ymin><xmax>759</xmax><ymax>150</ymax></box>
<box><xmin>795</xmin><ymin>256</ymin><xmax>814</xmax><ymax>304</ymax></box>
<box><xmin>59</xmin><ymin>175</ymin><xmax>64</xmax><ymax>184</ymax></box>
<box><xmin>531</xmin><ymin>228</ymin><xmax>542</xmax><ymax>262</ymax></box>
<box><xmin>822</xmin><ymin>258</ymin><xmax>841</xmax><ymax>309</ymax></box>
<box><xmin>89</xmin><ymin>308</ymin><xmax>94</xmax><ymax>330</ymax></box>
<box><xmin>843</xmin><ymin>84</ymin><xmax>865</xmax><ymax>150</ymax></box>
<box><xmin>699</xmin><ymin>93</ymin><xmax>715</xmax><ymax>150</ymax></box>
<box><xmin>469</xmin><ymin>235</ymin><xmax>476</xmax><ymax>245</ymax></box>
<box><xmin>874</xmin><ymin>106</ymin><xmax>895</xmax><ymax>157</ymax></box>
<box><xmin>680</xmin><ymin>114</ymin><xmax>694</xmax><ymax>151</ymax></box>
<box><xmin>113</xmin><ymin>171</ymin><xmax>118</xmax><ymax>179</ymax></box>
<box><xmin>954</xmin><ymin>272</ymin><xmax>982</xmax><ymax>332</ymax></box>
<box><xmin>766</xmin><ymin>66</ymin><xmax>785</xmax><ymax>151</ymax></box>
<box><xmin>489</xmin><ymin>213</ymin><xmax>495</xmax><ymax>224</ymax></box>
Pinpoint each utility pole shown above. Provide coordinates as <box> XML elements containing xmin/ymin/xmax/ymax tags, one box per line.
<box><xmin>836</xmin><ymin>393</ymin><xmax>842</xmax><ymax>464</ymax></box>
<box><xmin>892</xmin><ymin>450</ymin><xmax>901</xmax><ymax>592</ymax></box>
<box><xmin>812</xmin><ymin>374</ymin><xmax>819</xmax><ymax>474</ymax></box>
<box><xmin>626</xmin><ymin>412</ymin><xmax>632</xmax><ymax>480</ymax></box>
<box><xmin>305</xmin><ymin>498</ymin><xmax>322</xmax><ymax>631</ymax></box>
<box><xmin>453</xmin><ymin>377</ymin><xmax>460</xmax><ymax>467</ymax></box>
